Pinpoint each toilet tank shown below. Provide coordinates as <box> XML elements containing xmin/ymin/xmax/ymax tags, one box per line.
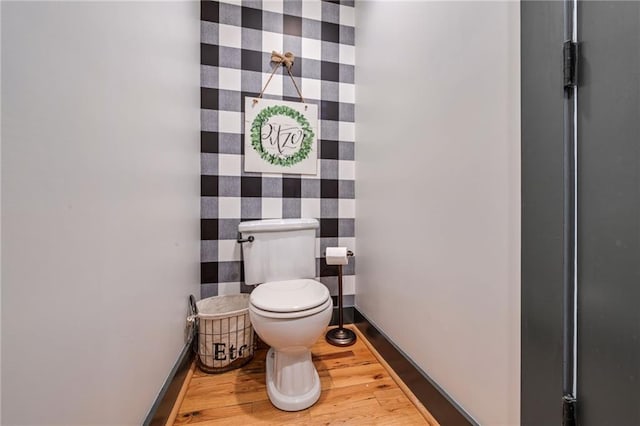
<box><xmin>238</xmin><ymin>218</ymin><xmax>319</xmax><ymax>285</ymax></box>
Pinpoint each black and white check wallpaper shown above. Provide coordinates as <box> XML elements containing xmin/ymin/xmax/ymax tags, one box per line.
<box><xmin>200</xmin><ymin>0</ymin><xmax>356</xmax><ymax>300</ymax></box>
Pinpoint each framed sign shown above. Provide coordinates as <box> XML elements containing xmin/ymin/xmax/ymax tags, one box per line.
<box><xmin>244</xmin><ymin>97</ymin><xmax>318</xmax><ymax>174</ymax></box>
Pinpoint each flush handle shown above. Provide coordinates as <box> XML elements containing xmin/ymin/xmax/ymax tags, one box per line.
<box><xmin>237</xmin><ymin>235</ymin><xmax>254</xmax><ymax>244</ymax></box>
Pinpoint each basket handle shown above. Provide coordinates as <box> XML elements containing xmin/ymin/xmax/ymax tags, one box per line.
<box><xmin>189</xmin><ymin>294</ymin><xmax>198</xmax><ymax>316</ymax></box>
<box><xmin>187</xmin><ymin>295</ymin><xmax>199</xmax><ymax>348</ymax></box>
<box><xmin>187</xmin><ymin>294</ymin><xmax>198</xmax><ymax>324</ymax></box>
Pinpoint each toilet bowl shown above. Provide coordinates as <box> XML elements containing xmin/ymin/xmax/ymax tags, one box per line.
<box><xmin>238</xmin><ymin>218</ymin><xmax>332</xmax><ymax>411</ymax></box>
<box><xmin>249</xmin><ymin>279</ymin><xmax>332</xmax><ymax>411</ymax></box>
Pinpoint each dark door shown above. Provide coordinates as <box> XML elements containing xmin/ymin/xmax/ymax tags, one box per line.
<box><xmin>521</xmin><ymin>2</ymin><xmax>565</xmax><ymax>425</ymax></box>
<box><xmin>522</xmin><ymin>1</ymin><xmax>640</xmax><ymax>424</ymax></box>
<box><xmin>576</xmin><ymin>2</ymin><xmax>640</xmax><ymax>424</ymax></box>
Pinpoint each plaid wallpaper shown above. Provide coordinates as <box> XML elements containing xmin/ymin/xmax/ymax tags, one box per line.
<box><xmin>200</xmin><ymin>0</ymin><xmax>356</xmax><ymax>301</ymax></box>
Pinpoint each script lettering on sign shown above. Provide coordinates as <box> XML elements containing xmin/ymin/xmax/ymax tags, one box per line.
<box><xmin>261</xmin><ymin>120</ymin><xmax>306</xmax><ymax>157</ymax></box>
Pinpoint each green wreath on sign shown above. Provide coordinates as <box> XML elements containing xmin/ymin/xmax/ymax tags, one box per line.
<box><xmin>250</xmin><ymin>105</ymin><xmax>315</xmax><ymax>167</ymax></box>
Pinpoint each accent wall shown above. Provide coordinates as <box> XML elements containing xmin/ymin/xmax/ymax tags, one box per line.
<box><xmin>200</xmin><ymin>0</ymin><xmax>356</xmax><ymax>302</ymax></box>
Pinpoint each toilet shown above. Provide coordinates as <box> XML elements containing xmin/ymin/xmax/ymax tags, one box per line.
<box><xmin>238</xmin><ymin>218</ymin><xmax>333</xmax><ymax>412</ymax></box>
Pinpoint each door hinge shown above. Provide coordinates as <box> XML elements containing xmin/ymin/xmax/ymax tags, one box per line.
<box><xmin>564</xmin><ymin>41</ymin><xmax>579</xmax><ymax>89</ymax></box>
<box><xmin>562</xmin><ymin>395</ymin><xmax>577</xmax><ymax>426</ymax></box>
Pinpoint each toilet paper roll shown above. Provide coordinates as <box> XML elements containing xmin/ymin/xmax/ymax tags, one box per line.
<box><xmin>326</xmin><ymin>247</ymin><xmax>349</xmax><ymax>265</ymax></box>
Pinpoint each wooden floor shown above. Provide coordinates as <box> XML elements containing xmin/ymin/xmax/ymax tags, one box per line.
<box><xmin>172</xmin><ymin>325</ymin><xmax>437</xmax><ymax>425</ymax></box>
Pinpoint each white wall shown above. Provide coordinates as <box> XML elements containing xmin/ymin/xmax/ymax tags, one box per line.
<box><xmin>355</xmin><ymin>2</ymin><xmax>520</xmax><ymax>425</ymax></box>
<box><xmin>1</xmin><ymin>2</ymin><xmax>200</xmax><ymax>424</ymax></box>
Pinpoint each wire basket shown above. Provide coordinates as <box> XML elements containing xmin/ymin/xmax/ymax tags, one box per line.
<box><xmin>188</xmin><ymin>294</ymin><xmax>255</xmax><ymax>374</ymax></box>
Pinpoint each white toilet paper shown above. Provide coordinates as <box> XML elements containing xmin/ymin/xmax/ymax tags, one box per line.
<box><xmin>326</xmin><ymin>247</ymin><xmax>349</xmax><ymax>265</ymax></box>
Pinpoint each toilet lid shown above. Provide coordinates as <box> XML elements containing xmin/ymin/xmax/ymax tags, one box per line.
<box><xmin>250</xmin><ymin>279</ymin><xmax>330</xmax><ymax>313</ymax></box>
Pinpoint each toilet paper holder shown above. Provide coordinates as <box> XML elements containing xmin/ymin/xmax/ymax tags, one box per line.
<box><xmin>325</xmin><ymin>249</ymin><xmax>356</xmax><ymax>347</ymax></box>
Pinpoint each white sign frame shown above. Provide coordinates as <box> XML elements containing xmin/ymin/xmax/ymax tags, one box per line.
<box><xmin>244</xmin><ymin>97</ymin><xmax>318</xmax><ymax>175</ymax></box>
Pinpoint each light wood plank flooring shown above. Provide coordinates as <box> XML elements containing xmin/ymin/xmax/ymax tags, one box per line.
<box><xmin>173</xmin><ymin>325</ymin><xmax>437</xmax><ymax>425</ymax></box>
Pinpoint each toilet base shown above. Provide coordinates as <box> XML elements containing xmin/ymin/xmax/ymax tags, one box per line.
<box><xmin>265</xmin><ymin>347</ymin><xmax>321</xmax><ymax>411</ymax></box>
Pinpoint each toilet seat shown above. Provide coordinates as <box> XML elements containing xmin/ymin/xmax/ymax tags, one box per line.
<box><xmin>250</xmin><ymin>279</ymin><xmax>330</xmax><ymax>316</ymax></box>
<box><xmin>250</xmin><ymin>298</ymin><xmax>332</xmax><ymax>319</ymax></box>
